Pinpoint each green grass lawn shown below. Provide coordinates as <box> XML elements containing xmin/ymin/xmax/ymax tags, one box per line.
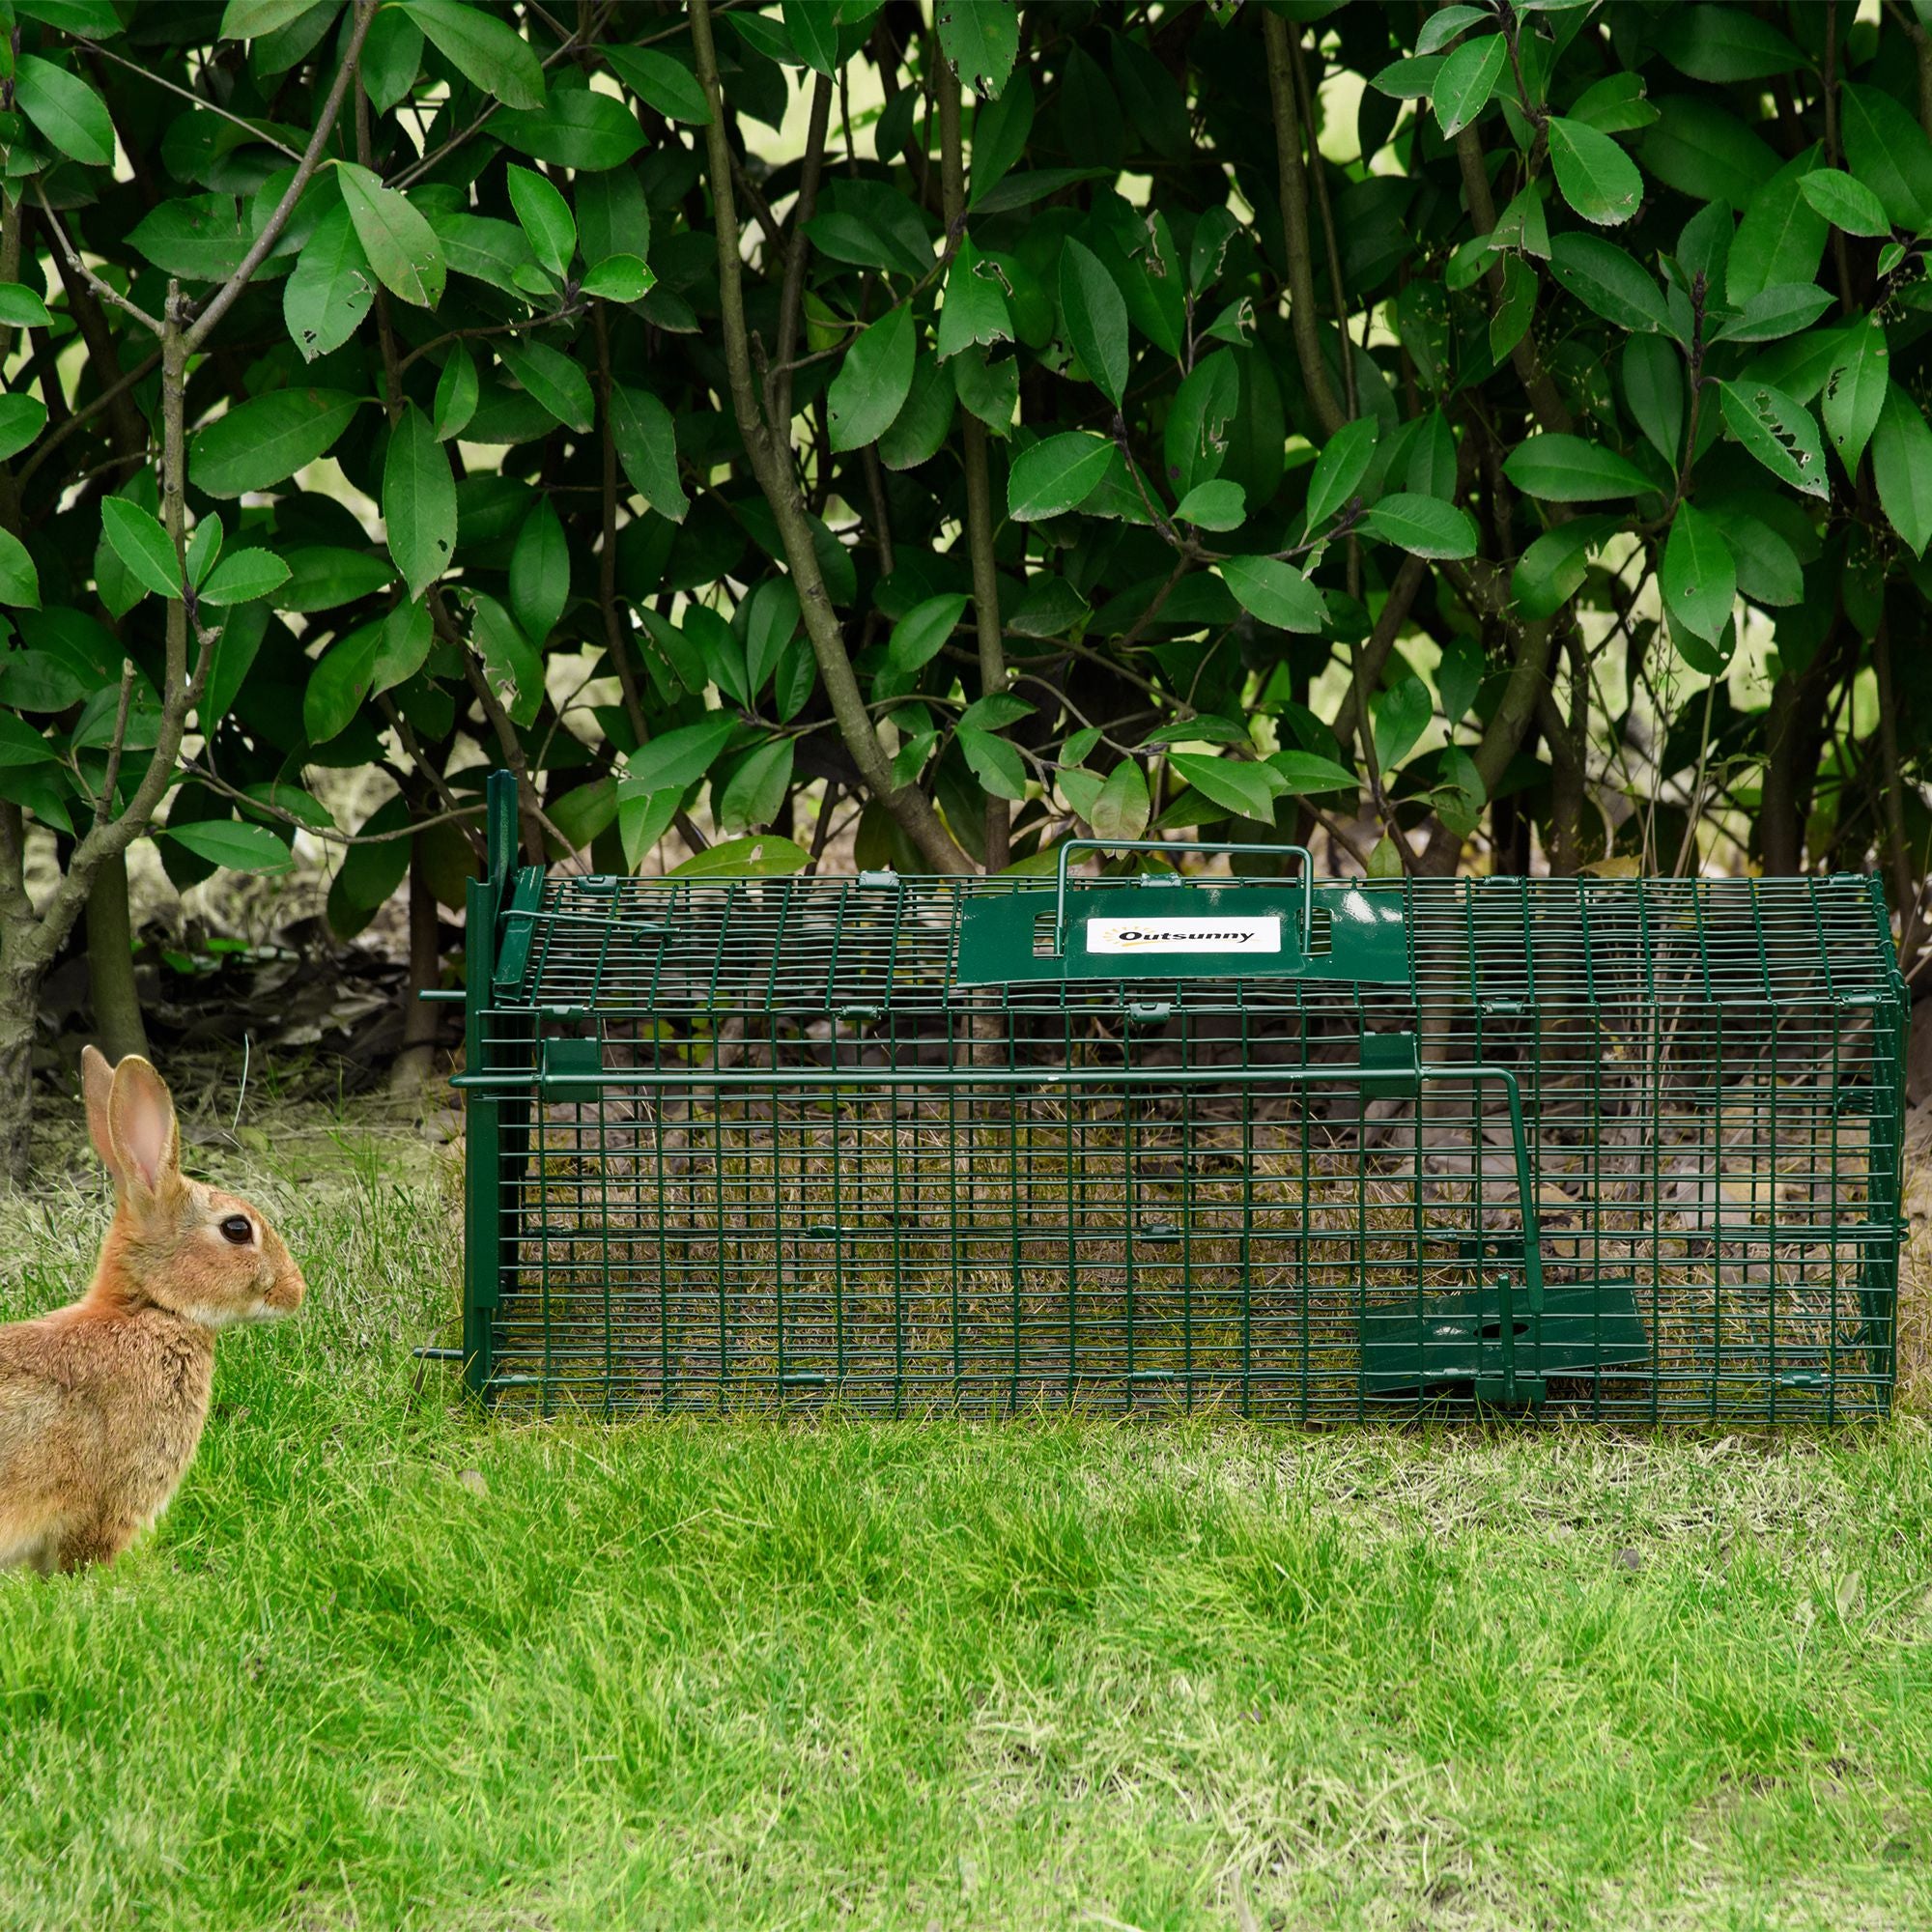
<box><xmin>1</xmin><ymin>1114</ymin><xmax>1929</xmax><ymax>1931</ymax></box>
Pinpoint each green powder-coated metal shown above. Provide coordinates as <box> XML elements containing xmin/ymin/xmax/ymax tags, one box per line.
<box><xmin>456</xmin><ymin>772</ymin><xmax>1906</xmax><ymax>1423</ymax></box>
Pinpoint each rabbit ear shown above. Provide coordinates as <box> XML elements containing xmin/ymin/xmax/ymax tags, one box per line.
<box><xmin>107</xmin><ymin>1057</ymin><xmax>180</xmax><ymax>1199</ymax></box>
<box><xmin>81</xmin><ymin>1044</ymin><xmax>119</xmax><ymax>1182</ymax></box>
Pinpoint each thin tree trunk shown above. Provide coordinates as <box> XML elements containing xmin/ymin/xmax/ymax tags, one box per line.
<box><xmin>86</xmin><ymin>849</ymin><xmax>148</xmax><ymax>1063</ymax></box>
<box><xmin>389</xmin><ymin>836</ymin><xmax>442</xmax><ymax>1093</ymax></box>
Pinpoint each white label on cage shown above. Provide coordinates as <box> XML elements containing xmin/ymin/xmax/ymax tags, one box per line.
<box><xmin>1085</xmin><ymin>915</ymin><xmax>1282</xmax><ymax>955</ymax></box>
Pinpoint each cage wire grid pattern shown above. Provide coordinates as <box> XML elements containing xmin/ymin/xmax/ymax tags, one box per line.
<box><xmin>455</xmin><ymin>803</ymin><xmax>1904</xmax><ymax>1423</ymax></box>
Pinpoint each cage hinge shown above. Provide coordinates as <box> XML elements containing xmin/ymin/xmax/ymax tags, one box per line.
<box><xmin>858</xmin><ymin>870</ymin><xmax>899</xmax><ymax>887</ymax></box>
<box><xmin>1125</xmin><ymin>1000</ymin><xmax>1172</xmax><ymax>1026</ymax></box>
<box><xmin>839</xmin><ymin>1004</ymin><xmax>883</xmax><ymax>1025</ymax></box>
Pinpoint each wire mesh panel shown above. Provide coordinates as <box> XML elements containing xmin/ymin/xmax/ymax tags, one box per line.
<box><xmin>455</xmin><ymin>781</ymin><xmax>1905</xmax><ymax>1423</ymax></box>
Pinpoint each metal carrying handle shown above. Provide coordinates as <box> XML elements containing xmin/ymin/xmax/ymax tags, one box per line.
<box><xmin>1051</xmin><ymin>838</ymin><xmax>1316</xmax><ymax>956</ymax></box>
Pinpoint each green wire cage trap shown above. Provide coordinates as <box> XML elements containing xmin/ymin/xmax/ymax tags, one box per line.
<box><xmin>452</xmin><ymin>772</ymin><xmax>1907</xmax><ymax>1422</ymax></box>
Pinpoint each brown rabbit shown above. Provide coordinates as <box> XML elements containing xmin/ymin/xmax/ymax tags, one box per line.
<box><xmin>0</xmin><ymin>1046</ymin><xmax>305</xmax><ymax>1574</ymax></box>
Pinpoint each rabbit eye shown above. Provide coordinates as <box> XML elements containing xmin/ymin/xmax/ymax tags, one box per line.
<box><xmin>218</xmin><ymin>1215</ymin><xmax>253</xmax><ymax>1245</ymax></box>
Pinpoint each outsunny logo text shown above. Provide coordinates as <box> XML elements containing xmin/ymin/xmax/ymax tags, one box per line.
<box><xmin>1085</xmin><ymin>916</ymin><xmax>1283</xmax><ymax>956</ymax></box>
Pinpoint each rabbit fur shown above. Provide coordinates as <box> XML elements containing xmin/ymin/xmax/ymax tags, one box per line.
<box><xmin>0</xmin><ymin>1046</ymin><xmax>304</xmax><ymax>1574</ymax></box>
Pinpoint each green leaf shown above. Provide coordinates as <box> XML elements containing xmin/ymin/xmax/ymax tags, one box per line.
<box><xmin>1842</xmin><ymin>83</ymin><xmax>1932</xmax><ymax>232</ymax></box>
<box><xmin>1304</xmin><ymin>417</ymin><xmax>1378</xmax><ymax>531</ymax></box>
<box><xmin>1567</xmin><ymin>73</ymin><xmax>1660</xmax><ymax>136</ymax></box>
<box><xmin>1797</xmin><ymin>167</ymin><xmax>1891</xmax><ymax>239</ymax></box>
<box><xmin>629</xmin><ymin>712</ymin><xmax>738</xmax><ymax>792</ymax></box>
<box><xmin>1501</xmin><ymin>434</ymin><xmax>1653</xmax><ymax>501</ymax></box>
<box><xmin>283</xmin><ymin>201</ymin><xmax>374</xmax><ymax>362</ymax></box>
<box><xmin>1622</xmin><ymin>334</ymin><xmax>1684</xmax><ymax>465</ymax></box>
<box><xmin>1058</xmin><ymin>238</ymin><xmax>1129</xmax><ymax>408</ymax></box>
<box><xmin>0</xmin><ymin>393</ymin><xmax>46</xmax><ymax>465</ymax></box>
<box><xmin>1546</xmin><ymin>116</ymin><xmax>1643</xmax><ymax>227</ymax></box>
<box><xmin>185</xmin><ymin>514</ymin><xmax>222</xmax><ymax>588</ymax></box>
<box><xmin>1358</xmin><ymin>494</ymin><xmax>1478</xmax><ymax>559</ymax></box>
<box><xmin>505</xmin><ymin>163</ymin><xmax>575</xmax><ymax>280</ymax></box>
<box><xmin>665</xmin><ymin>834</ymin><xmax>810</xmax><ymax>880</ymax></box>
<box><xmin>1007</xmin><ymin>432</ymin><xmax>1113</xmax><ymax>520</ymax></box>
<box><xmin>0</xmin><ymin>529</ymin><xmax>41</xmax><ymax>610</ymax></box>
<box><xmin>362</xmin><ymin>9</ymin><xmax>423</xmax><ymax>114</ymax></box>
<box><xmin>1661</xmin><ymin>501</ymin><xmax>1735</xmax><ymax>644</ymax></box>
<box><xmin>0</xmin><ymin>282</ymin><xmax>50</xmax><ymax>329</ymax></box>
<box><xmin>304</xmin><ymin>624</ymin><xmax>379</xmax><ymax>744</ymax></box>
<box><xmin>498</xmin><ymin>339</ymin><xmax>595</xmax><ymax>435</ymax></box>
<box><xmin>1373</xmin><ymin>674</ymin><xmax>1432</xmax><ymax>773</ymax></box>
<box><xmin>510</xmin><ymin>496</ymin><xmax>569</xmax><ymax>644</ymax></box>
<box><xmin>1173</xmin><ymin>480</ymin><xmax>1246</xmax><ymax>530</ymax></box>
<box><xmin>1490</xmin><ymin>254</ymin><xmax>1536</xmax><ymax>363</ymax></box>
<box><xmin>1718</xmin><ymin>379</ymin><xmax>1829</xmax><ymax>498</ymax></box>
<box><xmin>1727</xmin><ymin>157</ymin><xmax>1829</xmax><ymax>306</ymax></box>
<box><xmin>337</xmin><ymin>162</ymin><xmax>444</xmax><ymax>308</ymax></box>
<box><xmin>1700</xmin><ymin>500</ymin><xmax>1802</xmax><ymax>608</ymax></box>
<box><xmin>163</xmin><ymin>819</ymin><xmax>291</xmax><ymax>874</ymax></box>
<box><xmin>1267</xmin><ymin>750</ymin><xmax>1359</xmax><ymax>797</ymax></box>
<box><xmin>371</xmin><ymin>598</ymin><xmax>433</xmax><ymax>694</ymax></box>
<box><xmin>1712</xmin><ymin>283</ymin><xmax>1833</xmax><ymax>345</ymax></box>
<box><xmin>888</xmin><ymin>593</ymin><xmax>967</xmax><ymax>672</ymax></box>
<box><xmin>1218</xmin><ymin>555</ymin><xmax>1327</xmax><ymax>633</ymax></box>
<box><xmin>198</xmin><ymin>549</ymin><xmax>291</xmax><ymax>606</ymax></box>
<box><xmin>615</xmin><ymin>784</ymin><xmax>680</xmax><ymax>870</ymax></box>
<box><xmin>1167</xmin><ymin>753</ymin><xmax>1279</xmax><ymax>823</ymax></box>
<box><xmin>827</xmin><ymin>303</ymin><xmax>916</xmax><ymax>453</ymax></box>
<box><xmin>127</xmin><ymin>196</ymin><xmax>250</xmax><ymax>282</ymax></box>
<box><xmin>743</xmin><ymin>579</ymin><xmax>799</xmax><ymax>696</ymax></box>
<box><xmin>580</xmin><ymin>255</ymin><xmax>655</xmax><ymax>302</ymax></box>
<box><xmin>219</xmin><ymin>0</ymin><xmax>325</xmax><ymax>36</ymax></box>
<box><xmin>100</xmin><ymin>497</ymin><xmax>182</xmax><ymax>603</ymax></box>
<box><xmin>1370</xmin><ymin>56</ymin><xmax>1441</xmax><ymax>100</ymax></box>
<box><xmin>1658</xmin><ymin>5</ymin><xmax>1802</xmax><ymax>81</ymax></box>
<box><xmin>782</xmin><ymin>1</ymin><xmax>838</xmax><ymax>76</ymax></box>
<box><xmin>879</xmin><ymin>353</ymin><xmax>956</xmax><ymax>471</ymax></box>
<box><xmin>936</xmin><ymin>237</ymin><xmax>1013</xmax><ymax>361</ymax></box>
<box><xmin>435</xmin><ymin>345</ymin><xmax>478</xmax><ymax>440</ymax></box>
<box><xmin>957</xmin><ymin>693</ymin><xmax>1033</xmax><ymax>733</ymax></box>
<box><xmin>1547</xmin><ymin>233</ymin><xmax>1669</xmax><ymax>333</ymax></box>
<box><xmin>1431</xmin><ymin>32</ymin><xmax>1505</xmax><ymax>139</ymax></box>
<box><xmin>1822</xmin><ymin>317</ymin><xmax>1889</xmax><ymax>475</ymax></box>
<box><xmin>0</xmin><ymin>711</ymin><xmax>54</xmax><ymax>766</ymax></box>
<box><xmin>609</xmin><ymin>383</ymin><xmax>688</xmax><ymax>523</ymax></box>
<box><xmin>957</xmin><ymin>724</ymin><xmax>1028</xmax><ymax>800</ymax></box>
<box><xmin>1415</xmin><ymin>6</ymin><xmax>1488</xmax><ymax>56</ymax></box>
<box><xmin>491</xmin><ymin>94</ymin><xmax>645</xmax><ymax>171</ymax></box>
<box><xmin>280</xmin><ymin>547</ymin><xmax>396</xmax><ymax>611</ymax></box>
<box><xmin>1090</xmin><ymin>759</ymin><xmax>1150</xmax><ymax>840</ymax></box>
<box><xmin>936</xmin><ymin>0</ymin><xmax>1019</xmax><ymax>99</ymax></box>
<box><xmin>604</xmin><ymin>44</ymin><xmax>711</xmax><ymax>125</ymax></box>
<box><xmin>14</xmin><ymin>56</ymin><xmax>115</xmax><ymax>167</ymax></box>
<box><xmin>1872</xmin><ymin>382</ymin><xmax>1932</xmax><ymax>557</ymax></box>
<box><xmin>383</xmin><ymin>403</ymin><xmax>456</xmax><ymax>601</ymax></box>
<box><xmin>1509</xmin><ymin>515</ymin><xmax>1621</xmax><ymax>620</ymax></box>
<box><xmin>428</xmin><ymin>211</ymin><xmax>536</xmax><ymax>295</ymax></box>
<box><xmin>717</xmin><ymin>738</ymin><xmax>795</xmax><ymax>832</ymax></box>
<box><xmin>468</xmin><ymin>591</ymin><xmax>542</xmax><ymax>725</ymax></box>
<box><xmin>1641</xmin><ymin>97</ymin><xmax>1778</xmax><ymax>211</ymax></box>
<box><xmin>967</xmin><ymin>69</ymin><xmax>1034</xmax><ymax>208</ymax></box>
<box><xmin>401</xmin><ymin>0</ymin><xmax>545</xmax><ymax>110</ymax></box>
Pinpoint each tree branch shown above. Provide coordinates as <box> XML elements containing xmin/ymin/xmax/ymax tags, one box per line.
<box><xmin>690</xmin><ymin>0</ymin><xmax>970</xmax><ymax>874</ymax></box>
<box><xmin>185</xmin><ymin>0</ymin><xmax>377</xmax><ymax>354</ymax></box>
<box><xmin>1264</xmin><ymin>11</ymin><xmax>1346</xmax><ymax>440</ymax></box>
<box><xmin>1453</xmin><ymin>127</ymin><xmax>1576</xmax><ymax>436</ymax></box>
<box><xmin>938</xmin><ymin>72</ymin><xmax>1009</xmax><ymax>871</ymax></box>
